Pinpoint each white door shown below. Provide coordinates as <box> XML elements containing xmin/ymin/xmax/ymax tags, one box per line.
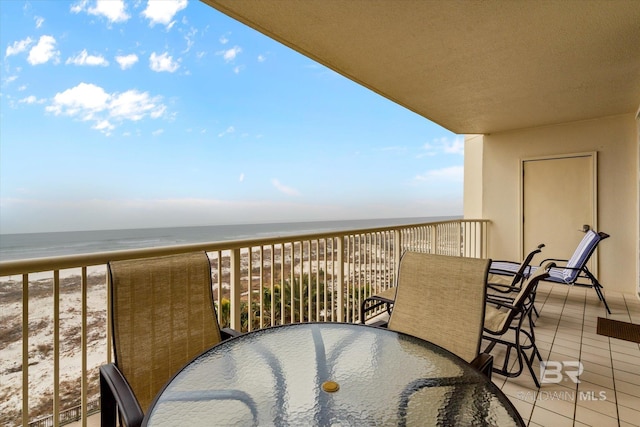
<box><xmin>522</xmin><ymin>153</ymin><xmax>597</xmax><ymax>272</ymax></box>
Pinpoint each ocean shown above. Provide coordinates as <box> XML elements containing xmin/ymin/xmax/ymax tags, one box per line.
<box><xmin>0</xmin><ymin>216</ymin><xmax>457</xmax><ymax>261</ymax></box>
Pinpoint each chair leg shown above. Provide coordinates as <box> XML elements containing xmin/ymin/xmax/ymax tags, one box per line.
<box><xmin>520</xmin><ymin>328</ymin><xmax>542</xmax><ymax>388</ymax></box>
<box><xmin>593</xmin><ymin>283</ymin><xmax>611</xmax><ymax>314</ymax></box>
<box><xmin>483</xmin><ymin>314</ymin><xmax>541</xmax><ymax>387</ymax></box>
<box><xmin>100</xmin><ymin>369</ymin><xmax>117</xmax><ymax>427</ymax></box>
<box><xmin>583</xmin><ymin>268</ymin><xmax>611</xmax><ymax>314</ymax></box>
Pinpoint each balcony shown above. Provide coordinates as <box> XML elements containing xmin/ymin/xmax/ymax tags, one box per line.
<box><xmin>1</xmin><ymin>219</ymin><xmax>486</xmax><ymax>426</ymax></box>
<box><xmin>2</xmin><ymin>218</ymin><xmax>638</xmax><ymax>427</ymax></box>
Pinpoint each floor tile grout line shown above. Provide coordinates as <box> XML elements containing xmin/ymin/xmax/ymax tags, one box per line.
<box><xmin>583</xmin><ymin>285</ymin><xmax>621</xmax><ymax>427</ymax></box>
<box><xmin>495</xmin><ymin>283</ymin><xmax>640</xmax><ymax>426</ymax></box>
<box><xmin>533</xmin><ymin>284</ymin><xmax>575</xmax><ymax>422</ymax></box>
<box><xmin>572</xmin><ymin>285</ymin><xmax>586</xmax><ymax>426</ymax></box>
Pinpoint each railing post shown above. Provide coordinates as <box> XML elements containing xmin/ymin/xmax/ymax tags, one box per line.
<box><xmin>483</xmin><ymin>220</ymin><xmax>489</xmax><ymax>258</ymax></box>
<box><xmin>336</xmin><ymin>237</ymin><xmax>345</xmax><ymax>323</ymax></box>
<box><xmin>81</xmin><ymin>267</ymin><xmax>88</xmax><ymax>427</ymax></box>
<box><xmin>431</xmin><ymin>224</ymin><xmax>438</xmax><ymax>254</ymax></box>
<box><xmin>53</xmin><ymin>270</ymin><xmax>60</xmax><ymax>427</ymax></box>
<box><xmin>459</xmin><ymin>221</ymin><xmax>464</xmax><ymax>257</ymax></box>
<box><xmin>393</xmin><ymin>230</ymin><xmax>401</xmax><ymax>282</ymax></box>
<box><xmin>230</xmin><ymin>248</ymin><xmax>242</xmax><ymax>331</ymax></box>
<box><xmin>106</xmin><ymin>272</ymin><xmax>113</xmax><ymax>364</ymax></box>
<box><xmin>22</xmin><ymin>274</ymin><xmax>29</xmax><ymax>427</ymax></box>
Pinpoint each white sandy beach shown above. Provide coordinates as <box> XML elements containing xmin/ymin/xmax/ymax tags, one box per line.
<box><xmin>0</xmin><ymin>268</ymin><xmax>108</xmax><ymax>425</ymax></box>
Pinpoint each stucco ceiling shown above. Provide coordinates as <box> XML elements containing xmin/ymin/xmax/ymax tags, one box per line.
<box><xmin>201</xmin><ymin>0</ymin><xmax>640</xmax><ymax>134</ymax></box>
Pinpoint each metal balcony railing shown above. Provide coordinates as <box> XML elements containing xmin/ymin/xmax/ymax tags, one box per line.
<box><xmin>0</xmin><ymin>219</ymin><xmax>488</xmax><ymax>427</ymax></box>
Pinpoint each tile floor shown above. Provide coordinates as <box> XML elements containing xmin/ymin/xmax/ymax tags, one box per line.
<box><xmin>489</xmin><ymin>283</ymin><xmax>640</xmax><ymax>427</ymax></box>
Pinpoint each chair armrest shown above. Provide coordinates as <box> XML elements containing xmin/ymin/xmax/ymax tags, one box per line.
<box><xmin>540</xmin><ymin>257</ymin><xmax>569</xmax><ymax>265</ymax></box>
<box><xmin>489</xmin><ymin>261</ymin><xmax>522</xmax><ymax>268</ymax></box>
<box><xmin>220</xmin><ymin>327</ymin><xmax>242</xmax><ymax>340</ymax></box>
<box><xmin>368</xmin><ymin>319</ymin><xmax>389</xmax><ymax>328</ymax></box>
<box><xmin>485</xmin><ymin>297</ymin><xmax>517</xmax><ymax>311</ymax></box>
<box><xmin>486</xmin><ymin>293</ymin><xmax>516</xmax><ymax>303</ymax></box>
<box><xmin>488</xmin><ymin>268</ymin><xmax>519</xmax><ymax>278</ymax></box>
<box><xmin>360</xmin><ymin>288</ymin><xmax>396</xmax><ymax>324</ymax></box>
<box><xmin>100</xmin><ymin>363</ymin><xmax>143</xmax><ymax>427</ymax></box>
<box><xmin>487</xmin><ymin>283</ymin><xmax>521</xmax><ymax>293</ymax></box>
<box><xmin>470</xmin><ymin>353</ymin><xmax>493</xmax><ymax>379</ymax></box>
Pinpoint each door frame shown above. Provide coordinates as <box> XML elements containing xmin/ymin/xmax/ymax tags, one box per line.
<box><xmin>518</xmin><ymin>151</ymin><xmax>598</xmax><ymax>270</ymax></box>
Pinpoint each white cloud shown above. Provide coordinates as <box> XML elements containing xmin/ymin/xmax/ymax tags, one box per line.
<box><xmin>239</xmin><ymin>173</ymin><xmax>245</xmax><ymax>182</ymax></box>
<box><xmin>71</xmin><ymin>0</ymin><xmax>129</xmax><ymax>23</ymax></box>
<box><xmin>93</xmin><ymin>119</ymin><xmax>114</xmax><ymax>132</ymax></box>
<box><xmin>257</xmin><ymin>54</ymin><xmax>266</xmax><ymax>62</ymax></box>
<box><xmin>233</xmin><ymin>65</ymin><xmax>244</xmax><ymax>74</ymax></box>
<box><xmin>45</xmin><ymin>82</ymin><xmax>167</xmax><ymax>135</ymax></box>
<box><xmin>27</xmin><ymin>35</ymin><xmax>59</xmax><ymax>65</ymax></box>
<box><xmin>414</xmin><ymin>166</ymin><xmax>464</xmax><ymax>183</ymax></box>
<box><xmin>441</xmin><ymin>137</ymin><xmax>464</xmax><ymax>155</ymax></box>
<box><xmin>46</xmin><ymin>83</ymin><xmax>110</xmax><ymax>119</ymax></box>
<box><xmin>219</xmin><ymin>34</ymin><xmax>229</xmax><ymax>44</ymax></box>
<box><xmin>218</xmin><ymin>126</ymin><xmax>235</xmax><ymax>137</ymax></box>
<box><xmin>149</xmin><ymin>52</ymin><xmax>179</xmax><ymax>72</ymax></box>
<box><xmin>3</xmin><ymin>75</ymin><xmax>18</xmax><ymax>85</ymax></box>
<box><xmin>272</xmin><ymin>179</ymin><xmax>300</xmax><ymax>196</ymax></box>
<box><xmin>6</xmin><ymin>37</ymin><xmax>33</xmax><ymax>57</ymax></box>
<box><xmin>66</xmin><ymin>49</ymin><xmax>109</xmax><ymax>66</ymax></box>
<box><xmin>182</xmin><ymin>27</ymin><xmax>197</xmax><ymax>53</ymax></box>
<box><xmin>419</xmin><ymin>136</ymin><xmax>464</xmax><ymax>157</ymax></box>
<box><xmin>109</xmin><ymin>90</ymin><xmax>165</xmax><ymax>121</ymax></box>
<box><xmin>35</xmin><ymin>16</ymin><xmax>45</xmax><ymax>28</ymax></box>
<box><xmin>218</xmin><ymin>46</ymin><xmax>241</xmax><ymax>63</ymax></box>
<box><xmin>115</xmin><ymin>53</ymin><xmax>138</xmax><ymax>70</ymax></box>
<box><xmin>19</xmin><ymin>95</ymin><xmax>45</xmax><ymax>104</ymax></box>
<box><xmin>149</xmin><ymin>105</ymin><xmax>166</xmax><ymax>119</ymax></box>
<box><xmin>152</xmin><ymin>129</ymin><xmax>164</xmax><ymax>136</ymax></box>
<box><xmin>142</xmin><ymin>0</ymin><xmax>188</xmax><ymax>27</ymax></box>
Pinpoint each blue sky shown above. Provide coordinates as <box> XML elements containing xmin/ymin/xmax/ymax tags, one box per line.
<box><xmin>0</xmin><ymin>0</ymin><xmax>463</xmax><ymax>234</ymax></box>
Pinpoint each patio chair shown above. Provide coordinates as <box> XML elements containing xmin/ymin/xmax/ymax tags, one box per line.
<box><xmin>483</xmin><ymin>261</ymin><xmax>554</xmax><ymax>388</ymax></box>
<box><xmin>488</xmin><ymin>243</ymin><xmax>545</xmax><ymax>294</ymax></box>
<box><xmin>487</xmin><ymin>244</ymin><xmax>545</xmax><ymax>321</ymax></box>
<box><xmin>359</xmin><ymin>250</ymin><xmax>406</xmax><ymax>323</ymax></box>
<box><xmin>488</xmin><ymin>230</ymin><xmax>611</xmax><ymax>314</ymax></box>
<box><xmin>384</xmin><ymin>252</ymin><xmax>494</xmax><ymax>377</ymax></box>
<box><xmin>359</xmin><ymin>286</ymin><xmax>397</xmax><ymax>323</ymax></box>
<box><xmin>100</xmin><ymin>252</ymin><xmax>240</xmax><ymax>427</ymax></box>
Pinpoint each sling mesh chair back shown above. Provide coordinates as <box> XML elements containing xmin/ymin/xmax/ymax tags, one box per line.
<box><xmin>488</xmin><ymin>230</ymin><xmax>610</xmax><ymax>314</ymax></box>
<box><xmin>100</xmin><ymin>251</ymin><xmax>239</xmax><ymax>427</ymax></box>
<box><xmin>387</xmin><ymin>252</ymin><xmax>493</xmax><ymax>375</ymax></box>
<box><xmin>483</xmin><ymin>261</ymin><xmax>553</xmax><ymax>388</ymax></box>
<box><xmin>539</xmin><ymin>230</ymin><xmax>610</xmax><ymax>313</ymax></box>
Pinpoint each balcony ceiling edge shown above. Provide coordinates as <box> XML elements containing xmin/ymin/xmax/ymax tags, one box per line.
<box><xmin>201</xmin><ymin>0</ymin><xmax>640</xmax><ymax>135</ymax></box>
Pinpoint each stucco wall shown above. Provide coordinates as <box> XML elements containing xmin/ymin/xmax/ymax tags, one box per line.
<box><xmin>465</xmin><ymin>113</ymin><xmax>638</xmax><ymax>294</ymax></box>
<box><xmin>463</xmin><ymin>134</ymin><xmax>484</xmax><ymax>219</ymax></box>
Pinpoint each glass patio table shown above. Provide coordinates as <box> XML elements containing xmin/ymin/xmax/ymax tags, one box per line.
<box><xmin>143</xmin><ymin>322</ymin><xmax>524</xmax><ymax>426</ymax></box>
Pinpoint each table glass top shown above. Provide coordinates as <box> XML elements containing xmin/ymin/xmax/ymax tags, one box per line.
<box><xmin>145</xmin><ymin>322</ymin><xmax>522</xmax><ymax>426</ymax></box>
